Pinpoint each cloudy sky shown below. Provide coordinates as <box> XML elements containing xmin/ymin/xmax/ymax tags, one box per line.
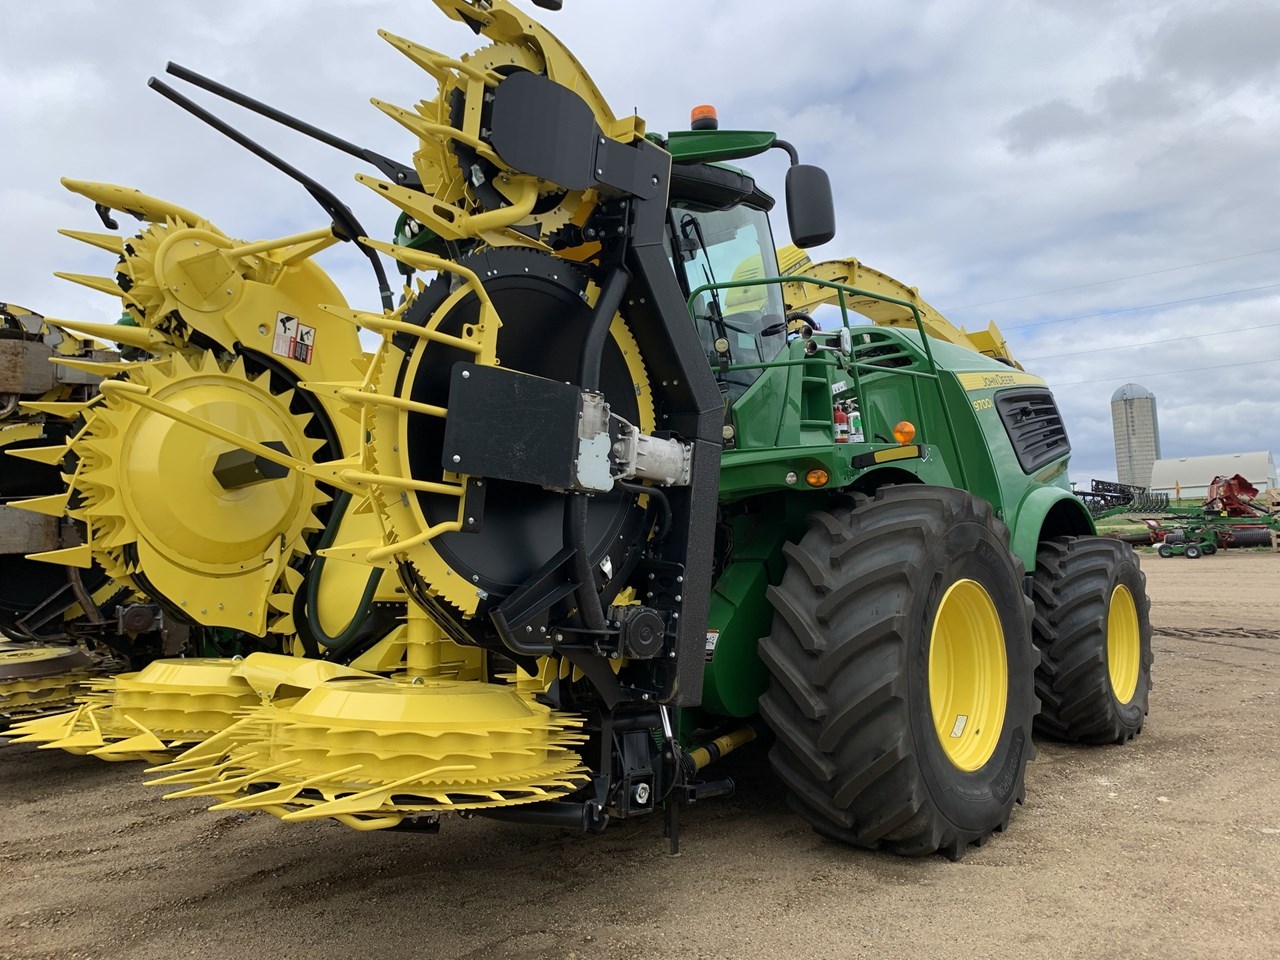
<box><xmin>5</xmin><ymin>0</ymin><xmax>1278</xmax><ymax>486</ymax></box>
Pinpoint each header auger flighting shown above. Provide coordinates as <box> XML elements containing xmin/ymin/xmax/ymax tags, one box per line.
<box><xmin>9</xmin><ymin>0</ymin><xmax>1154</xmax><ymax>858</ymax></box>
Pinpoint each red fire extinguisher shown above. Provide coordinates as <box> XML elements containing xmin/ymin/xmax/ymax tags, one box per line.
<box><xmin>833</xmin><ymin>404</ymin><xmax>850</xmax><ymax>443</ymax></box>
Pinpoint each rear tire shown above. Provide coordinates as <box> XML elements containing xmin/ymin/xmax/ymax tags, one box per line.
<box><xmin>1201</xmin><ymin>542</ymin><xmax>1217</xmax><ymax>556</ymax></box>
<box><xmin>1031</xmin><ymin>537</ymin><xmax>1153</xmax><ymax>744</ymax></box>
<box><xmin>1157</xmin><ymin>544</ymin><xmax>1173</xmax><ymax>558</ymax></box>
<box><xmin>758</xmin><ymin>486</ymin><xmax>1037</xmax><ymax>859</ymax></box>
<box><xmin>1184</xmin><ymin>544</ymin><xmax>1202</xmax><ymax>559</ymax></box>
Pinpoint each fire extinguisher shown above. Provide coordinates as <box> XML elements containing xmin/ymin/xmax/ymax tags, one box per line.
<box><xmin>833</xmin><ymin>404</ymin><xmax>850</xmax><ymax>443</ymax></box>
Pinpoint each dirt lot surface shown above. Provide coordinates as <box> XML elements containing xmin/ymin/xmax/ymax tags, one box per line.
<box><xmin>2</xmin><ymin>550</ymin><xmax>1278</xmax><ymax>960</ymax></box>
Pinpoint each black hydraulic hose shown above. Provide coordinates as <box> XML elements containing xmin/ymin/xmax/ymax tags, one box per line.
<box><xmin>577</xmin><ymin>266</ymin><xmax>630</xmax><ymax>392</ymax></box>
<box><xmin>616</xmin><ymin>480</ymin><xmax>671</xmax><ymax>541</ymax></box>
<box><xmin>296</xmin><ymin>491</ymin><xmax>384</xmax><ymax>651</ymax></box>
<box><xmin>563</xmin><ymin>496</ymin><xmax>604</xmax><ymax>631</ymax></box>
<box><xmin>567</xmin><ymin>265</ymin><xmax>632</xmax><ymax>634</ymax></box>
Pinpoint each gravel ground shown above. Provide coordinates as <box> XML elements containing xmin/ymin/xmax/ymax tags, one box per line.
<box><xmin>2</xmin><ymin>549</ymin><xmax>1277</xmax><ymax>960</ymax></box>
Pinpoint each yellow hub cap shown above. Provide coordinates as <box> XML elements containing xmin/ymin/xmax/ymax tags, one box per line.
<box><xmin>928</xmin><ymin>579</ymin><xmax>1008</xmax><ymax>772</ymax></box>
<box><xmin>1106</xmin><ymin>585</ymin><xmax>1140</xmax><ymax>704</ymax></box>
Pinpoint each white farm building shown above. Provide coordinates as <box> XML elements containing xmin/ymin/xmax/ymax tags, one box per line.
<box><xmin>1147</xmin><ymin>451</ymin><xmax>1277</xmax><ymax>502</ymax></box>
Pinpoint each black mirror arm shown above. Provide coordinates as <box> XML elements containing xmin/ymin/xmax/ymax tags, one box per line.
<box><xmin>773</xmin><ymin>139</ymin><xmax>801</xmax><ymax>166</ymax></box>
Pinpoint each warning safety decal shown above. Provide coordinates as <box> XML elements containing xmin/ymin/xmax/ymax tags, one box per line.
<box><xmin>272</xmin><ymin>312</ymin><xmax>315</xmax><ymax>364</ymax></box>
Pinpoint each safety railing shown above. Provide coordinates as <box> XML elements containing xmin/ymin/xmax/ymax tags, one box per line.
<box><xmin>688</xmin><ymin>274</ymin><xmax>969</xmax><ymax>487</ymax></box>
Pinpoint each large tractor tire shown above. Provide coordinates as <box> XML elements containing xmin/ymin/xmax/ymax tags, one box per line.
<box><xmin>1031</xmin><ymin>537</ymin><xmax>1153</xmax><ymax>744</ymax></box>
<box><xmin>758</xmin><ymin>486</ymin><xmax>1037</xmax><ymax>859</ymax></box>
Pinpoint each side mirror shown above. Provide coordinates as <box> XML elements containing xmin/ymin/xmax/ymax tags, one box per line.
<box><xmin>785</xmin><ymin>164</ymin><xmax>836</xmax><ymax>248</ymax></box>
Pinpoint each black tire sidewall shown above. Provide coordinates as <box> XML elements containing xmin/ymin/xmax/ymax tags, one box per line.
<box><xmin>905</xmin><ymin>516</ymin><xmax>1033</xmax><ymax>832</ymax></box>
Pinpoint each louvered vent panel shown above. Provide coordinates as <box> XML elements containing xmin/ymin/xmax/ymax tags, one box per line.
<box><xmin>995</xmin><ymin>388</ymin><xmax>1071</xmax><ymax>473</ymax></box>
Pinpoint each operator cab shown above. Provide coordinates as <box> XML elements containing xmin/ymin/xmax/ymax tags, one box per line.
<box><xmin>663</xmin><ymin>106</ymin><xmax>835</xmax><ymax>399</ymax></box>
<box><xmin>666</xmin><ymin>197</ymin><xmax>788</xmax><ymax>399</ymax></box>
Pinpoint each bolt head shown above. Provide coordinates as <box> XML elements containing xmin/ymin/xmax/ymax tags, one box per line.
<box><xmin>634</xmin><ymin>782</ymin><xmax>651</xmax><ymax>805</ymax></box>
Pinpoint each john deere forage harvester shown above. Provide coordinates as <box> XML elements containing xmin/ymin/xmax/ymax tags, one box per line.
<box><xmin>12</xmin><ymin>0</ymin><xmax>1152</xmax><ymax>858</ymax></box>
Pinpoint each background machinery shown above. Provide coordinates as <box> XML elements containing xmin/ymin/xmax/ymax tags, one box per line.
<box><xmin>9</xmin><ymin>0</ymin><xmax>1153</xmax><ymax>858</ymax></box>
<box><xmin>0</xmin><ymin>302</ymin><xmax>176</xmax><ymax>724</ymax></box>
<box><xmin>1083</xmin><ymin>474</ymin><xmax>1280</xmax><ymax>557</ymax></box>
<box><xmin>1152</xmin><ymin>476</ymin><xmax>1280</xmax><ymax>556</ymax></box>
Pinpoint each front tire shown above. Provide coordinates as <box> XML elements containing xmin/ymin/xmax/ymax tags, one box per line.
<box><xmin>1031</xmin><ymin>537</ymin><xmax>1153</xmax><ymax>744</ymax></box>
<box><xmin>758</xmin><ymin>486</ymin><xmax>1037</xmax><ymax>859</ymax></box>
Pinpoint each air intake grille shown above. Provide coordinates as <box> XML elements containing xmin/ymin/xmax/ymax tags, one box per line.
<box><xmin>995</xmin><ymin>388</ymin><xmax>1070</xmax><ymax>473</ymax></box>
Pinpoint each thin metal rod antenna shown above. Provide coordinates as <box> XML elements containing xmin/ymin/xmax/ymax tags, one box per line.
<box><xmin>147</xmin><ymin>76</ymin><xmax>394</xmax><ymax>312</ymax></box>
<box><xmin>164</xmin><ymin>62</ymin><xmax>421</xmax><ymax>190</ymax></box>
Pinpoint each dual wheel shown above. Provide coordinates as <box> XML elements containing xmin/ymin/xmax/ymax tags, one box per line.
<box><xmin>759</xmin><ymin>486</ymin><xmax>1152</xmax><ymax>858</ymax></box>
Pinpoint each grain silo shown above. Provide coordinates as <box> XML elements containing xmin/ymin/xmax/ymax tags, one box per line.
<box><xmin>1111</xmin><ymin>383</ymin><xmax>1161</xmax><ymax>488</ymax></box>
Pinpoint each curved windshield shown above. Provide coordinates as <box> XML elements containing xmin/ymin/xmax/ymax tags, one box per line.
<box><xmin>669</xmin><ymin>202</ymin><xmax>787</xmax><ymax>399</ymax></box>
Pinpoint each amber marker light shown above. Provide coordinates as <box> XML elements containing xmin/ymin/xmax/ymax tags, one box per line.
<box><xmin>805</xmin><ymin>468</ymin><xmax>830</xmax><ymax>487</ymax></box>
<box><xmin>691</xmin><ymin>104</ymin><xmax>719</xmax><ymax>130</ymax></box>
<box><xmin>893</xmin><ymin>421</ymin><xmax>916</xmax><ymax>444</ymax></box>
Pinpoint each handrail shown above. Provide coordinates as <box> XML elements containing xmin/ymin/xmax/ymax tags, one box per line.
<box><xmin>687</xmin><ymin>273</ymin><xmax>969</xmax><ymax>487</ymax></box>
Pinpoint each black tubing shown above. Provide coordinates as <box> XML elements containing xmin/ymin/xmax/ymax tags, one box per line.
<box><xmin>477</xmin><ymin>800</ymin><xmax>607</xmax><ymax>831</ymax></box>
<box><xmin>566</xmin><ymin>265</ymin><xmax>633</xmax><ymax>634</ymax></box>
<box><xmin>297</xmin><ymin>491</ymin><xmax>384</xmax><ymax>650</ymax></box>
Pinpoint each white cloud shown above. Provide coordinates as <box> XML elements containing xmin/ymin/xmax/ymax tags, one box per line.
<box><xmin>2</xmin><ymin>0</ymin><xmax>1277</xmax><ymax>488</ymax></box>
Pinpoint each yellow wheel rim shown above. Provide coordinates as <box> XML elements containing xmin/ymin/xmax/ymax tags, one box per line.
<box><xmin>1106</xmin><ymin>585</ymin><xmax>1140</xmax><ymax>704</ymax></box>
<box><xmin>928</xmin><ymin>579</ymin><xmax>1008</xmax><ymax>772</ymax></box>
